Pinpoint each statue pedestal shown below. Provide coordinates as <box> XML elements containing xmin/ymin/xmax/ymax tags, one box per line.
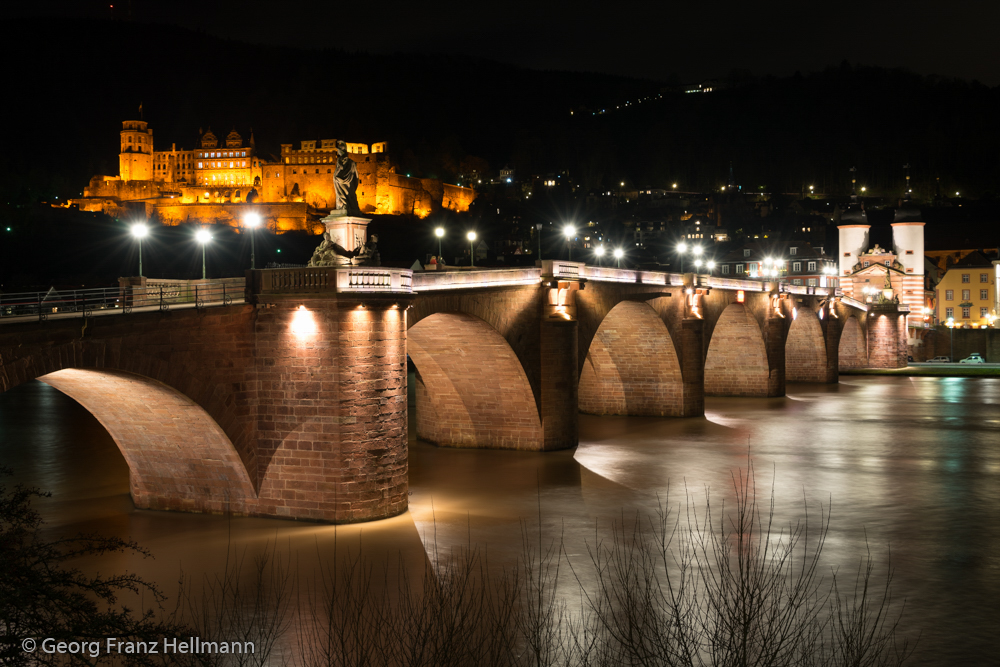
<box><xmin>321</xmin><ymin>213</ymin><xmax>371</xmax><ymax>252</ymax></box>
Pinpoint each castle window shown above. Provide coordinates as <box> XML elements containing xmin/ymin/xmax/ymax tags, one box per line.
<box><xmin>198</xmin><ymin>162</ymin><xmax>203</xmax><ymax>168</ymax></box>
<box><xmin>292</xmin><ymin>170</ymin><xmax>297</xmax><ymax>174</ymax></box>
<box><xmin>316</xmin><ymin>169</ymin><xmax>319</xmax><ymax>174</ymax></box>
<box><xmin>328</xmin><ymin>169</ymin><xmax>332</xmax><ymax>173</ymax></box>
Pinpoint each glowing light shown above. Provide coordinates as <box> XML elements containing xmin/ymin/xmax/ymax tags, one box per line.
<box><xmin>692</xmin><ymin>245</ymin><xmax>702</xmax><ymax>256</ymax></box>
<box><xmin>707</xmin><ymin>260</ymin><xmax>716</xmax><ymax>270</ymax></box>
<box><xmin>678</xmin><ymin>242</ymin><xmax>688</xmax><ymax>253</ymax></box>
<box><xmin>563</xmin><ymin>225</ymin><xmax>575</xmax><ymax>239</ymax></box>
<box><xmin>736</xmin><ymin>290</ymin><xmax>745</xmax><ymax>303</ymax></box>
<box><xmin>196</xmin><ymin>229</ymin><xmax>212</xmax><ymax>244</ymax></box>
<box><xmin>595</xmin><ymin>246</ymin><xmax>605</xmax><ymax>257</ymax></box>
<box><xmin>435</xmin><ymin>227</ymin><xmax>445</xmax><ymax>238</ymax></box>
<box><xmin>613</xmin><ymin>248</ymin><xmax>624</xmax><ymax>258</ymax></box>
<box><xmin>467</xmin><ymin>231</ymin><xmax>477</xmax><ymax>241</ymax></box>
<box><xmin>672</xmin><ymin>183</ymin><xmax>678</xmax><ymax>188</ymax></box>
<box><xmin>244</xmin><ymin>212</ymin><xmax>261</xmax><ymax>228</ymax></box>
<box><xmin>130</xmin><ymin>223</ymin><xmax>148</xmax><ymax>239</ymax></box>
<box><xmin>291</xmin><ymin>305</ymin><xmax>317</xmax><ymax>338</ymax></box>
<box><xmin>694</xmin><ymin>259</ymin><xmax>703</xmax><ymax>269</ymax></box>
<box><xmin>861</xmin><ymin>186</ymin><xmax>867</xmax><ymax>192</ymax></box>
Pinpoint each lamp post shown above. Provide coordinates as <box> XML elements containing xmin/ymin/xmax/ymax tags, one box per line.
<box><xmin>614</xmin><ymin>247</ymin><xmax>624</xmax><ymax>268</ymax></box>
<box><xmin>677</xmin><ymin>242</ymin><xmax>688</xmax><ymax>272</ymax></box>
<box><xmin>196</xmin><ymin>229</ymin><xmax>212</xmax><ymax>279</ymax></box>
<box><xmin>535</xmin><ymin>223</ymin><xmax>543</xmax><ymax>259</ymax></box>
<box><xmin>130</xmin><ymin>223</ymin><xmax>148</xmax><ymax>277</ymax></box>
<box><xmin>706</xmin><ymin>260</ymin><xmax>715</xmax><ymax>275</ymax></box>
<box><xmin>467</xmin><ymin>231</ymin><xmax>477</xmax><ymax>267</ymax></box>
<box><xmin>244</xmin><ymin>212</ymin><xmax>261</xmax><ymax>269</ymax></box>
<box><xmin>694</xmin><ymin>258</ymin><xmax>703</xmax><ymax>272</ymax></box>
<box><xmin>595</xmin><ymin>245</ymin><xmax>605</xmax><ymax>267</ymax></box>
<box><xmin>435</xmin><ymin>226</ymin><xmax>445</xmax><ymax>261</ymax></box>
<box><xmin>563</xmin><ymin>225</ymin><xmax>576</xmax><ymax>261</ymax></box>
<box><xmin>947</xmin><ymin>317</ymin><xmax>954</xmax><ymax>361</ymax></box>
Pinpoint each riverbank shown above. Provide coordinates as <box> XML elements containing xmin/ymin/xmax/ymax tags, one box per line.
<box><xmin>841</xmin><ymin>365</ymin><xmax>1000</xmax><ymax>377</ymax></box>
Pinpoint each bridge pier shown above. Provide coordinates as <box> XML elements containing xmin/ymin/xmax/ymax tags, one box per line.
<box><xmin>866</xmin><ymin>303</ymin><xmax>908</xmax><ymax>369</ymax></box>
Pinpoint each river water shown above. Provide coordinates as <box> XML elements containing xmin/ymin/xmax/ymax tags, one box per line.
<box><xmin>1</xmin><ymin>376</ymin><xmax>998</xmax><ymax>665</ymax></box>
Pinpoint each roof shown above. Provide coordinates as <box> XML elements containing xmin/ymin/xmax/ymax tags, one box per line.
<box><xmin>951</xmin><ymin>250</ymin><xmax>996</xmax><ymax>268</ymax></box>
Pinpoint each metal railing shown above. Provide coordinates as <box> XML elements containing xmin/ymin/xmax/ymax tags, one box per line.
<box><xmin>0</xmin><ymin>281</ymin><xmax>242</xmax><ymax>323</ymax></box>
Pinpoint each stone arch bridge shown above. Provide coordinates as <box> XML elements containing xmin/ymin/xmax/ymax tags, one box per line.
<box><xmin>0</xmin><ymin>262</ymin><xmax>908</xmax><ymax>523</ymax></box>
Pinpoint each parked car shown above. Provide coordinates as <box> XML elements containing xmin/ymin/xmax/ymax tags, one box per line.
<box><xmin>960</xmin><ymin>353</ymin><xmax>985</xmax><ymax>364</ymax></box>
<box><xmin>928</xmin><ymin>356</ymin><xmax>952</xmax><ymax>363</ymax></box>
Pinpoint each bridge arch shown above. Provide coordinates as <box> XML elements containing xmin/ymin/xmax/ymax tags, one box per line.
<box><xmin>704</xmin><ymin>302</ymin><xmax>770</xmax><ymax>396</ymax></box>
<box><xmin>37</xmin><ymin>369</ymin><xmax>256</xmax><ymax>514</ymax></box>
<box><xmin>408</xmin><ymin>312</ymin><xmax>542</xmax><ymax>450</ymax></box>
<box><xmin>578</xmin><ymin>301</ymin><xmax>684</xmax><ymax>416</ymax></box>
<box><xmin>785</xmin><ymin>307</ymin><xmax>828</xmax><ymax>382</ymax></box>
<box><xmin>839</xmin><ymin>316</ymin><xmax>868</xmax><ymax>369</ymax></box>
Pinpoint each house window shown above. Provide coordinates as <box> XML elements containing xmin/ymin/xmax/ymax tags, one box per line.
<box><xmin>981</xmin><ymin>290</ymin><xmax>989</xmax><ymax>300</ymax></box>
<box><xmin>946</xmin><ymin>307</ymin><xmax>954</xmax><ymax>318</ymax></box>
<box><xmin>962</xmin><ymin>307</ymin><xmax>971</xmax><ymax>318</ymax></box>
<box><xmin>962</xmin><ymin>290</ymin><xmax>970</xmax><ymax>301</ymax></box>
<box><xmin>981</xmin><ymin>273</ymin><xmax>989</xmax><ymax>283</ymax></box>
<box><xmin>946</xmin><ymin>290</ymin><xmax>954</xmax><ymax>300</ymax></box>
<box><xmin>981</xmin><ymin>307</ymin><xmax>990</xmax><ymax>318</ymax></box>
<box><xmin>808</xmin><ymin>261</ymin><xmax>816</xmax><ymax>271</ymax></box>
<box><xmin>863</xmin><ymin>261</ymin><xmax>869</xmax><ymax>267</ymax></box>
<box><xmin>197</xmin><ymin>162</ymin><xmax>203</xmax><ymax>168</ymax></box>
<box><xmin>743</xmin><ymin>249</ymin><xmax>751</xmax><ymax>257</ymax></box>
<box><xmin>962</xmin><ymin>274</ymin><xmax>970</xmax><ymax>283</ymax></box>
<box><xmin>843</xmin><ymin>252</ymin><xmax>851</xmax><ymax>257</ymax></box>
<box><xmin>792</xmin><ymin>279</ymin><xmax>802</xmax><ymax>286</ymax></box>
<box><xmin>885</xmin><ymin>260</ymin><xmax>891</xmax><ymax>266</ymax></box>
<box><xmin>808</xmin><ymin>278</ymin><xmax>818</xmax><ymax>286</ymax></box>
<box><xmin>793</xmin><ymin>262</ymin><xmax>801</xmax><ymax>272</ymax></box>
<box><xmin>722</xmin><ymin>264</ymin><xmax>730</xmax><ymax>274</ymax></box>
<box><xmin>736</xmin><ymin>265</ymin><xmax>745</xmax><ymax>274</ymax></box>
<box><xmin>790</xmin><ymin>247</ymin><xmax>797</xmax><ymax>255</ymax></box>
<box><xmin>906</xmin><ymin>250</ymin><xmax>913</xmax><ymax>255</ymax></box>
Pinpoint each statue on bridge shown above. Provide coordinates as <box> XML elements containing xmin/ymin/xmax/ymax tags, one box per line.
<box><xmin>333</xmin><ymin>140</ymin><xmax>361</xmax><ymax>216</ymax></box>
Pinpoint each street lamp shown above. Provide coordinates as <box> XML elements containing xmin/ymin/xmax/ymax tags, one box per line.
<box><xmin>130</xmin><ymin>223</ymin><xmax>148</xmax><ymax>277</ymax></box>
<box><xmin>434</xmin><ymin>226</ymin><xmax>445</xmax><ymax>261</ymax></box>
<box><xmin>706</xmin><ymin>260</ymin><xmax>715</xmax><ymax>274</ymax></box>
<box><xmin>196</xmin><ymin>229</ymin><xmax>212</xmax><ymax>279</ymax></box>
<box><xmin>535</xmin><ymin>223</ymin><xmax>543</xmax><ymax>259</ymax></box>
<box><xmin>563</xmin><ymin>225</ymin><xmax>576</xmax><ymax>260</ymax></box>
<box><xmin>467</xmin><ymin>231</ymin><xmax>477</xmax><ymax>267</ymax></box>
<box><xmin>613</xmin><ymin>248</ymin><xmax>624</xmax><ymax>268</ymax></box>
<box><xmin>594</xmin><ymin>245</ymin><xmax>605</xmax><ymax>266</ymax></box>
<box><xmin>244</xmin><ymin>212</ymin><xmax>261</xmax><ymax>269</ymax></box>
<box><xmin>694</xmin><ymin>258</ymin><xmax>703</xmax><ymax>271</ymax></box>
<box><xmin>677</xmin><ymin>242</ymin><xmax>688</xmax><ymax>272</ymax></box>
<box><xmin>947</xmin><ymin>317</ymin><xmax>955</xmax><ymax>360</ymax></box>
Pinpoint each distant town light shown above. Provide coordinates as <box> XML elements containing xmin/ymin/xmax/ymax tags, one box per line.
<box><xmin>672</xmin><ymin>183</ymin><xmax>678</xmax><ymax>188</ymax></box>
<box><xmin>861</xmin><ymin>186</ymin><xmax>867</xmax><ymax>192</ymax></box>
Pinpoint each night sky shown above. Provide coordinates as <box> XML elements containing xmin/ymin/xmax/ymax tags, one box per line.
<box><xmin>8</xmin><ymin>0</ymin><xmax>1000</xmax><ymax>84</ymax></box>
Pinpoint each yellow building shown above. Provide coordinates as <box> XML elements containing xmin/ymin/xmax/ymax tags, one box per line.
<box><xmin>935</xmin><ymin>250</ymin><xmax>997</xmax><ymax>327</ymax></box>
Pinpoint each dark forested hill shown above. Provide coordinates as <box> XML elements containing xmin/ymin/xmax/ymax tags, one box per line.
<box><xmin>2</xmin><ymin>18</ymin><xmax>999</xmax><ymax>202</ymax></box>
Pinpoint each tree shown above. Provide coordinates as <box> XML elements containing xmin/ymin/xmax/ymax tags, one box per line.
<box><xmin>0</xmin><ymin>468</ymin><xmax>189</xmax><ymax>666</ymax></box>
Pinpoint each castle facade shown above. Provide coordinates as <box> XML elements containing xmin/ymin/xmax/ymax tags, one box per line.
<box><xmin>73</xmin><ymin>119</ymin><xmax>475</xmax><ymax>232</ymax></box>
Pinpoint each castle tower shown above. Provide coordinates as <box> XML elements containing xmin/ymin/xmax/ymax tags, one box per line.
<box><xmin>891</xmin><ymin>173</ymin><xmax>926</xmax><ymax>319</ymax></box>
<box><xmin>119</xmin><ymin>119</ymin><xmax>153</xmax><ymax>181</ymax></box>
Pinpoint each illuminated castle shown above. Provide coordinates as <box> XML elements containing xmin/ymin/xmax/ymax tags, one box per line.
<box><xmin>73</xmin><ymin>119</ymin><xmax>475</xmax><ymax>231</ymax></box>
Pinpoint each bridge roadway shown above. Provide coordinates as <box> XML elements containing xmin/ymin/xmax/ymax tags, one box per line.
<box><xmin>0</xmin><ymin>262</ymin><xmax>909</xmax><ymax>524</ymax></box>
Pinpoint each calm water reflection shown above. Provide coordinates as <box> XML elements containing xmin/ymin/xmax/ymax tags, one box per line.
<box><xmin>1</xmin><ymin>376</ymin><xmax>998</xmax><ymax>665</ymax></box>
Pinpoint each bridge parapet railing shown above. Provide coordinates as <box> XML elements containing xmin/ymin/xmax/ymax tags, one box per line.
<box><xmin>249</xmin><ymin>267</ymin><xmax>414</xmax><ymax>296</ymax></box>
<box><xmin>0</xmin><ymin>280</ymin><xmax>242</xmax><ymax>323</ymax></box>
<box><xmin>413</xmin><ymin>267</ymin><xmax>541</xmax><ymax>291</ymax></box>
